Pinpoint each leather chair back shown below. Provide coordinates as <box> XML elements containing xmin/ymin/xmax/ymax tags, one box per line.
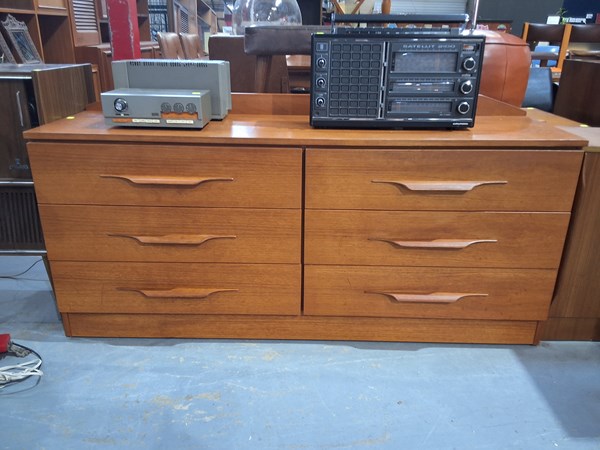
<box><xmin>523</xmin><ymin>23</ymin><xmax>567</xmax><ymax>47</ymax></box>
<box><xmin>157</xmin><ymin>32</ymin><xmax>185</xmax><ymax>59</ymax></box>
<box><xmin>568</xmin><ymin>24</ymin><xmax>600</xmax><ymax>43</ymax></box>
<box><xmin>478</xmin><ymin>30</ymin><xmax>531</xmax><ymax>107</ymax></box>
<box><xmin>568</xmin><ymin>24</ymin><xmax>600</xmax><ymax>58</ymax></box>
<box><xmin>179</xmin><ymin>33</ymin><xmax>206</xmax><ymax>59</ymax></box>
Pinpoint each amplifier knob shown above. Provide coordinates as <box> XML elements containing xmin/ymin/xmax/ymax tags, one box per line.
<box><xmin>457</xmin><ymin>102</ymin><xmax>471</xmax><ymax>115</ymax></box>
<box><xmin>460</xmin><ymin>80</ymin><xmax>473</xmax><ymax>95</ymax></box>
<box><xmin>462</xmin><ymin>57</ymin><xmax>477</xmax><ymax>72</ymax></box>
<box><xmin>317</xmin><ymin>58</ymin><xmax>327</xmax><ymax>68</ymax></box>
<box><xmin>315</xmin><ymin>97</ymin><xmax>326</xmax><ymax>107</ymax></box>
<box><xmin>113</xmin><ymin>98</ymin><xmax>128</xmax><ymax>113</ymax></box>
<box><xmin>316</xmin><ymin>77</ymin><xmax>326</xmax><ymax>88</ymax></box>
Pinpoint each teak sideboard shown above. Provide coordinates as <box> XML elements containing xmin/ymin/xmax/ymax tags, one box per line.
<box><xmin>24</xmin><ymin>101</ymin><xmax>588</xmax><ymax>344</ymax></box>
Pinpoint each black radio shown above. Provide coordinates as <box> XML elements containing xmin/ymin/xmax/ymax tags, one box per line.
<box><xmin>310</xmin><ymin>20</ymin><xmax>485</xmax><ymax>129</ymax></box>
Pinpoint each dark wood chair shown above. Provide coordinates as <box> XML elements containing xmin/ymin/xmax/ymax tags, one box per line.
<box><xmin>567</xmin><ymin>24</ymin><xmax>600</xmax><ymax>59</ymax></box>
<box><xmin>521</xmin><ymin>23</ymin><xmax>571</xmax><ymax>72</ymax></box>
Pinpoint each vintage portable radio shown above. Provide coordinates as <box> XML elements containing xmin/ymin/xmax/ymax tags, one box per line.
<box><xmin>310</xmin><ymin>15</ymin><xmax>486</xmax><ymax>129</ymax></box>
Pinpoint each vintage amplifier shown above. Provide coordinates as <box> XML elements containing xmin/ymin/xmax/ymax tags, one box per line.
<box><xmin>101</xmin><ymin>88</ymin><xmax>212</xmax><ymax>129</ymax></box>
<box><xmin>111</xmin><ymin>59</ymin><xmax>231</xmax><ymax>120</ymax></box>
<box><xmin>310</xmin><ymin>21</ymin><xmax>486</xmax><ymax>129</ymax></box>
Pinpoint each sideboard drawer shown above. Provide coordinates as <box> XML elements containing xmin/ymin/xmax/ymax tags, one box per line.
<box><xmin>304</xmin><ymin>265</ymin><xmax>556</xmax><ymax>320</ymax></box>
<box><xmin>305</xmin><ymin>210</ymin><xmax>570</xmax><ymax>269</ymax></box>
<box><xmin>28</xmin><ymin>143</ymin><xmax>302</xmax><ymax>208</ymax></box>
<box><xmin>52</xmin><ymin>262</ymin><xmax>301</xmax><ymax>315</ymax></box>
<box><xmin>305</xmin><ymin>149</ymin><xmax>582</xmax><ymax>211</ymax></box>
<box><xmin>40</xmin><ymin>205</ymin><xmax>301</xmax><ymax>263</ymax></box>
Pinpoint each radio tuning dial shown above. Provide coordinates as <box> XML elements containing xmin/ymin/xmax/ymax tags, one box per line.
<box><xmin>462</xmin><ymin>57</ymin><xmax>477</xmax><ymax>72</ymax></box>
<box><xmin>457</xmin><ymin>102</ymin><xmax>471</xmax><ymax>115</ymax></box>
<box><xmin>113</xmin><ymin>98</ymin><xmax>128</xmax><ymax>113</ymax></box>
<box><xmin>316</xmin><ymin>77</ymin><xmax>326</xmax><ymax>88</ymax></box>
<box><xmin>317</xmin><ymin>58</ymin><xmax>327</xmax><ymax>68</ymax></box>
<box><xmin>315</xmin><ymin>97</ymin><xmax>326</xmax><ymax>107</ymax></box>
<box><xmin>460</xmin><ymin>80</ymin><xmax>473</xmax><ymax>95</ymax></box>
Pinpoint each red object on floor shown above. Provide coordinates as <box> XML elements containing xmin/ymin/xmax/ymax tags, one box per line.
<box><xmin>0</xmin><ymin>333</ymin><xmax>10</xmax><ymax>353</ymax></box>
<box><xmin>106</xmin><ymin>0</ymin><xmax>141</xmax><ymax>60</ymax></box>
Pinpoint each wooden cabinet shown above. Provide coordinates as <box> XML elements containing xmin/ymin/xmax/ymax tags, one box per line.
<box><xmin>0</xmin><ymin>1</ymin><xmax>75</xmax><ymax>63</ymax></box>
<box><xmin>542</xmin><ymin>130</ymin><xmax>600</xmax><ymax>341</ymax></box>
<box><xmin>27</xmin><ymin>135</ymin><xmax>303</xmax><ymax>333</ymax></box>
<box><xmin>554</xmin><ymin>59</ymin><xmax>600</xmax><ymax>127</ymax></box>
<box><xmin>0</xmin><ymin>64</ymin><xmax>94</xmax><ymax>179</ymax></box>
<box><xmin>304</xmin><ymin>147</ymin><xmax>579</xmax><ymax>339</ymax></box>
<box><xmin>0</xmin><ymin>78</ymin><xmax>35</xmax><ymax>179</ymax></box>
<box><xmin>0</xmin><ymin>63</ymin><xmax>93</xmax><ymax>252</ymax></box>
<box><xmin>24</xmin><ymin>107</ymin><xmax>586</xmax><ymax>344</ymax></box>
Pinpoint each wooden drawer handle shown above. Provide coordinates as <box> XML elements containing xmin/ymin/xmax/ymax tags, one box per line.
<box><xmin>119</xmin><ymin>287</ymin><xmax>238</xmax><ymax>299</ymax></box>
<box><xmin>366</xmin><ymin>291</ymin><xmax>488</xmax><ymax>304</ymax></box>
<box><xmin>100</xmin><ymin>174</ymin><xmax>234</xmax><ymax>187</ymax></box>
<box><xmin>108</xmin><ymin>233</ymin><xmax>237</xmax><ymax>246</ymax></box>
<box><xmin>370</xmin><ymin>238</ymin><xmax>497</xmax><ymax>249</ymax></box>
<box><xmin>371</xmin><ymin>180</ymin><xmax>507</xmax><ymax>192</ymax></box>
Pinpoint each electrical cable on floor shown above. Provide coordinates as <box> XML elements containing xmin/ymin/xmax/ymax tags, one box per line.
<box><xmin>0</xmin><ymin>341</ymin><xmax>43</xmax><ymax>391</ymax></box>
<box><xmin>0</xmin><ymin>258</ymin><xmax>43</xmax><ymax>280</ymax></box>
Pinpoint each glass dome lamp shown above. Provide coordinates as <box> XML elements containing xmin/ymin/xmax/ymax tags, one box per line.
<box><xmin>233</xmin><ymin>0</ymin><xmax>303</xmax><ymax>35</ymax></box>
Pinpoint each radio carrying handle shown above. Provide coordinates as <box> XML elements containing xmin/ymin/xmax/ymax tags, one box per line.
<box><xmin>330</xmin><ymin>13</ymin><xmax>470</xmax><ymax>26</ymax></box>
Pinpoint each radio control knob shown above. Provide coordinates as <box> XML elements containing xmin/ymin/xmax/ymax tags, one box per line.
<box><xmin>460</xmin><ymin>80</ymin><xmax>473</xmax><ymax>95</ymax></box>
<box><xmin>462</xmin><ymin>57</ymin><xmax>477</xmax><ymax>72</ymax></box>
<box><xmin>316</xmin><ymin>77</ymin><xmax>326</xmax><ymax>88</ymax></box>
<box><xmin>113</xmin><ymin>98</ymin><xmax>128</xmax><ymax>113</ymax></box>
<box><xmin>457</xmin><ymin>102</ymin><xmax>471</xmax><ymax>115</ymax></box>
<box><xmin>317</xmin><ymin>58</ymin><xmax>327</xmax><ymax>68</ymax></box>
<box><xmin>315</xmin><ymin>97</ymin><xmax>326</xmax><ymax>107</ymax></box>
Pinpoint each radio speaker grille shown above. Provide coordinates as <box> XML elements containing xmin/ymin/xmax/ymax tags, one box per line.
<box><xmin>0</xmin><ymin>185</ymin><xmax>45</xmax><ymax>251</ymax></box>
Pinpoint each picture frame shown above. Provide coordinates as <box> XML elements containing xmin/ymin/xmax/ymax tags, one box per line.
<box><xmin>0</xmin><ymin>30</ymin><xmax>16</xmax><ymax>64</ymax></box>
<box><xmin>1</xmin><ymin>14</ymin><xmax>42</xmax><ymax>64</ymax></box>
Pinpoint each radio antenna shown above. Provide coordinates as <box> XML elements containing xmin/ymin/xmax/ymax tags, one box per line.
<box><xmin>470</xmin><ymin>0</ymin><xmax>480</xmax><ymax>30</ymax></box>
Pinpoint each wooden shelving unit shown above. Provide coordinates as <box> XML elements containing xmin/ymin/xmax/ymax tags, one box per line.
<box><xmin>197</xmin><ymin>0</ymin><xmax>216</xmax><ymax>34</ymax></box>
<box><xmin>0</xmin><ymin>0</ymin><xmax>76</xmax><ymax>63</ymax></box>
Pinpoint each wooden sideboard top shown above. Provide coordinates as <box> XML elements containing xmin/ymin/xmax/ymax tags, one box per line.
<box><xmin>24</xmin><ymin>109</ymin><xmax>588</xmax><ymax>149</ymax></box>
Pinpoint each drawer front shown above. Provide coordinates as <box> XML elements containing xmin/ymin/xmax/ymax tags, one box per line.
<box><xmin>305</xmin><ymin>210</ymin><xmax>570</xmax><ymax>269</ymax></box>
<box><xmin>28</xmin><ymin>143</ymin><xmax>302</xmax><ymax>208</ymax></box>
<box><xmin>304</xmin><ymin>265</ymin><xmax>556</xmax><ymax>320</ymax></box>
<box><xmin>305</xmin><ymin>149</ymin><xmax>582</xmax><ymax>211</ymax></box>
<box><xmin>40</xmin><ymin>205</ymin><xmax>301</xmax><ymax>263</ymax></box>
<box><xmin>52</xmin><ymin>262</ymin><xmax>301</xmax><ymax>315</ymax></box>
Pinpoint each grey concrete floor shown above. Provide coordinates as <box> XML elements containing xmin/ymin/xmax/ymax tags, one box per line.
<box><xmin>1</xmin><ymin>256</ymin><xmax>599</xmax><ymax>450</ymax></box>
